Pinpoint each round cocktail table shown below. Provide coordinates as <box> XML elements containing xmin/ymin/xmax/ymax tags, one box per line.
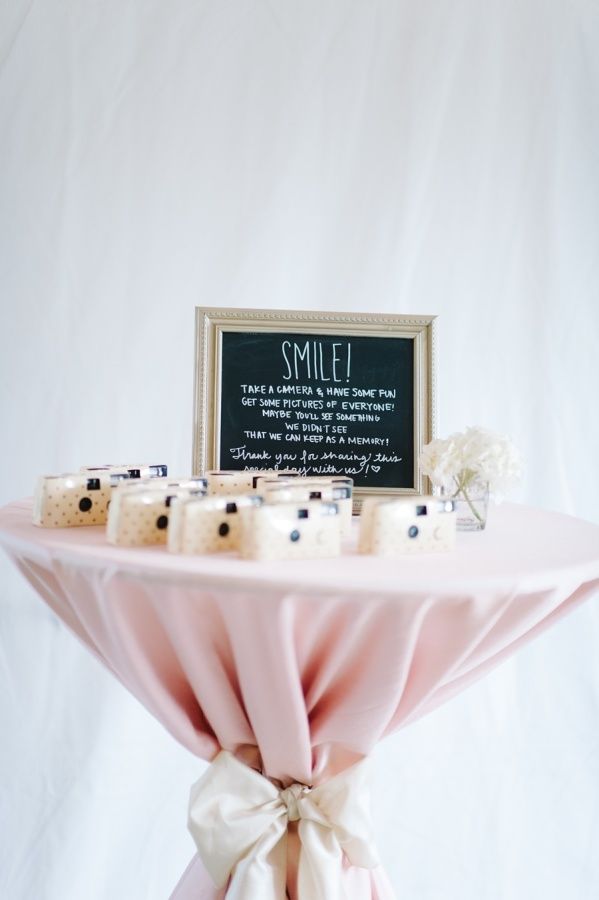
<box><xmin>1</xmin><ymin>498</ymin><xmax>598</xmax><ymax>899</ymax></box>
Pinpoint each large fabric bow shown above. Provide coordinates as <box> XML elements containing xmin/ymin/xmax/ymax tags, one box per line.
<box><xmin>187</xmin><ymin>751</ymin><xmax>380</xmax><ymax>899</ymax></box>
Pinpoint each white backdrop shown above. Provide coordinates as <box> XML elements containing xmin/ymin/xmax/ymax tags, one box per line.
<box><xmin>1</xmin><ymin>1</ymin><xmax>599</xmax><ymax>898</ymax></box>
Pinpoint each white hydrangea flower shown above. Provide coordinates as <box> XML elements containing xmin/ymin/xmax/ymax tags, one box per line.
<box><xmin>420</xmin><ymin>426</ymin><xmax>522</xmax><ymax>499</ymax></box>
<box><xmin>419</xmin><ymin>437</ymin><xmax>462</xmax><ymax>490</ymax></box>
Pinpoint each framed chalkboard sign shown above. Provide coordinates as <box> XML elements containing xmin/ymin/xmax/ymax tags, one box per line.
<box><xmin>193</xmin><ymin>308</ymin><xmax>435</xmax><ymax>508</ymax></box>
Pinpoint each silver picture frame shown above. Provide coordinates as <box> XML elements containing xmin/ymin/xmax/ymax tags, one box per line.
<box><xmin>193</xmin><ymin>307</ymin><xmax>436</xmax><ymax>509</ymax></box>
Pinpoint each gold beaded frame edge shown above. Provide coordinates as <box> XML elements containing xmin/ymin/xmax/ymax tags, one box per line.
<box><xmin>193</xmin><ymin>307</ymin><xmax>436</xmax><ymax>512</ymax></box>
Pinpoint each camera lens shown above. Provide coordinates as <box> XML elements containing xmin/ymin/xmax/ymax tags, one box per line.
<box><xmin>156</xmin><ymin>515</ymin><xmax>168</xmax><ymax>530</ymax></box>
<box><xmin>408</xmin><ymin>525</ymin><xmax>419</xmax><ymax>539</ymax></box>
<box><xmin>79</xmin><ymin>497</ymin><xmax>92</xmax><ymax>512</ymax></box>
<box><xmin>290</xmin><ymin>529</ymin><xmax>300</xmax><ymax>542</ymax></box>
<box><xmin>218</xmin><ymin>522</ymin><xmax>230</xmax><ymax>537</ymax></box>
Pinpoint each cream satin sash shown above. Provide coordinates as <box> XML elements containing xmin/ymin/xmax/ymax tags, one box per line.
<box><xmin>187</xmin><ymin>751</ymin><xmax>380</xmax><ymax>899</ymax></box>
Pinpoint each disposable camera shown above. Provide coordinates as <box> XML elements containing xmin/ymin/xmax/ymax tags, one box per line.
<box><xmin>107</xmin><ymin>480</ymin><xmax>208</xmax><ymax>547</ymax></box>
<box><xmin>80</xmin><ymin>463</ymin><xmax>168</xmax><ymax>478</ymax></box>
<box><xmin>113</xmin><ymin>476</ymin><xmax>207</xmax><ymax>494</ymax></box>
<box><xmin>239</xmin><ymin>501</ymin><xmax>342</xmax><ymax>561</ymax></box>
<box><xmin>168</xmin><ymin>493</ymin><xmax>263</xmax><ymax>555</ymax></box>
<box><xmin>206</xmin><ymin>469</ymin><xmax>299</xmax><ymax>495</ymax></box>
<box><xmin>359</xmin><ymin>496</ymin><xmax>456</xmax><ymax>555</ymax></box>
<box><xmin>259</xmin><ymin>478</ymin><xmax>353</xmax><ymax>539</ymax></box>
<box><xmin>33</xmin><ymin>471</ymin><xmax>128</xmax><ymax>527</ymax></box>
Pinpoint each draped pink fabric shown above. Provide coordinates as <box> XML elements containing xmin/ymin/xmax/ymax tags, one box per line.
<box><xmin>1</xmin><ymin>498</ymin><xmax>598</xmax><ymax>899</ymax></box>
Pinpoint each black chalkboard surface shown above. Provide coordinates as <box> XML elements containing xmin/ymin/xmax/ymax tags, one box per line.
<box><xmin>219</xmin><ymin>331</ymin><xmax>414</xmax><ymax>488</ymax></box>
<box><xmin>193</xmin><ymin>308</ymin><xmax>435</xmax><ymax>502</ymax></box>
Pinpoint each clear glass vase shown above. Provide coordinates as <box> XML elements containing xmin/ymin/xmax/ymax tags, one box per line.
<box><xmin>442</xmin><ymin>479</ymin><xmax>490</xmax><ymax>531</ymax></box>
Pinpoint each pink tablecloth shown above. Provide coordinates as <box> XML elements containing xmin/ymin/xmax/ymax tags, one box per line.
<box><xmin>1</xmin><ymin>499</ymin><xmax>599</xmax><ymax>899</ymax></box>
